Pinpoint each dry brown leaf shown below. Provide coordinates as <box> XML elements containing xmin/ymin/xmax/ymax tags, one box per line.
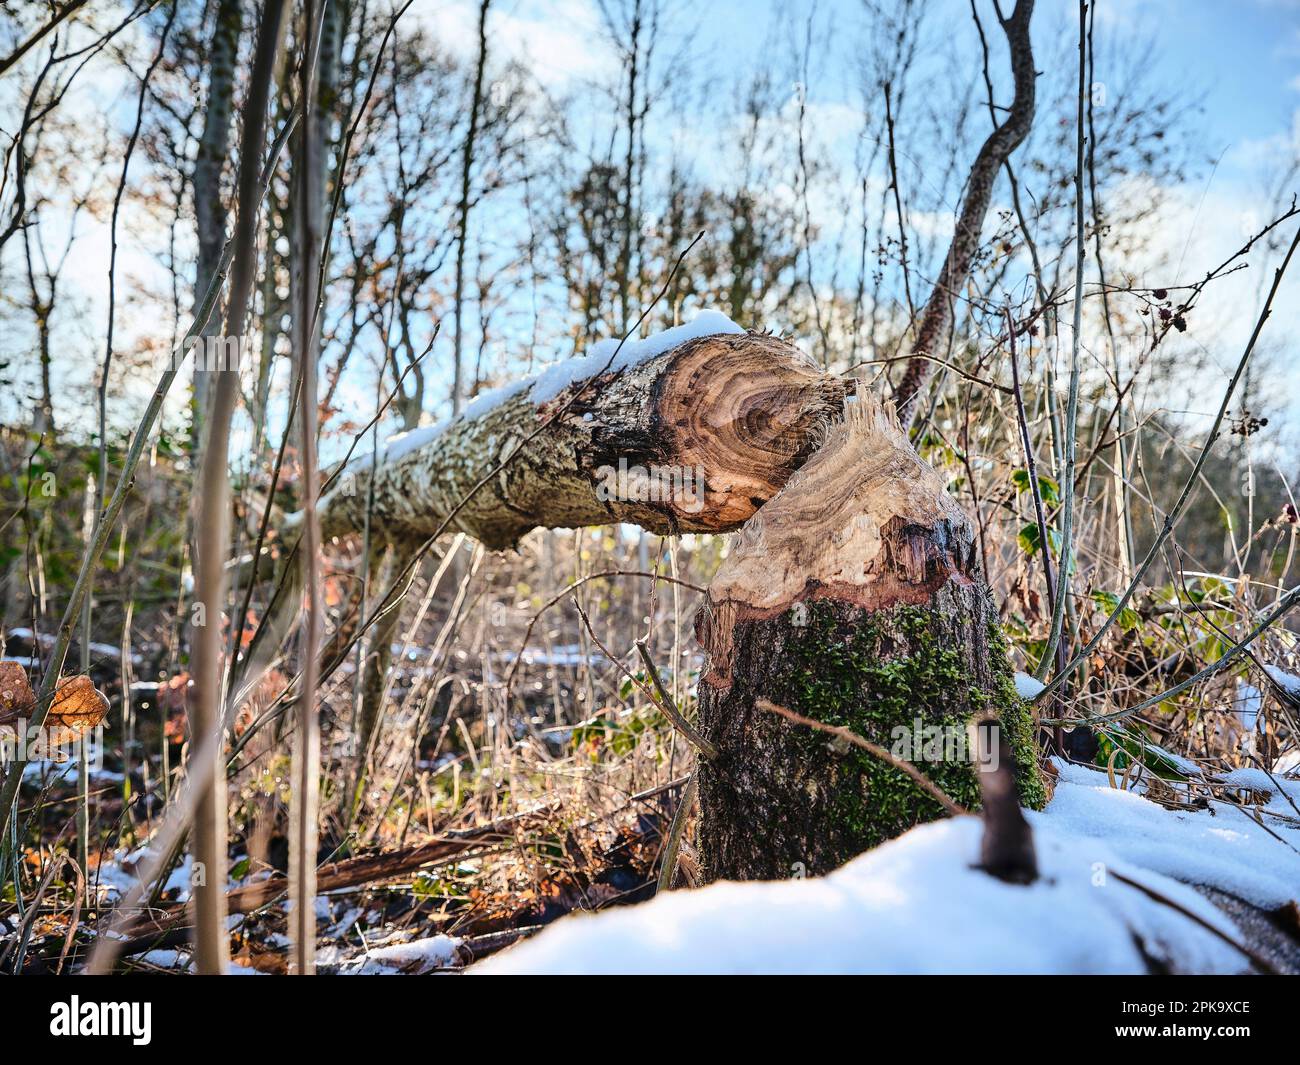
<box><xmin>47</xmin><ymin>675</ymin><xmax>110</xmax><ymax>730</ymax></box>
<box><xmin>232</xmin><ymin>945</ymin><xmax>288</xmax><ymax>975</ymax></box>
<box><xmin>0</xmin><ymin>661</ymin><xmax>36</xmax><ymax>722</ymax></box>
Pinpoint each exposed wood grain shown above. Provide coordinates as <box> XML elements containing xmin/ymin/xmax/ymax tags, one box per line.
<box><xmin>310</xmin><ymin>331</ymin><xmax>848</xmax><ymax>550</ymax></box>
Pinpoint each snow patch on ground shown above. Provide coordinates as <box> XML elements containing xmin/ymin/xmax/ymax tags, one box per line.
<box><xmin>473</xmin><ymin>760</ymin><xmax>1300</xmax><ymax>975</ymax></box>
<box><xmin>1235</xmin><ymin>682</ymin><xmax>1263</xmax><ymax>729</ymax></box>
<box><xmin>1143</xmin><ymin>742</ymin><xmax>1204</xmax><ymax>777</ymax></box>
<box><xmin>1013</xmin><ymin>671</ymin><xmax>1045</xmax><ymax>699</ymax></box>
<box><xmin>92</xmin><ymin>848</ymin><xmax>195</xmax><ymax>903</ymax></box>
<box><xmin>1276</xmin><ymin>749</ymin><xmax>1300</xmax><ymax>774</ymax></box>
<box><xmin>5</xmin><ymin>627</ymin><xmax>141</xmax><ymax>665</ymax></box>
<box><xmin>337</xmin><ymin>934</ymin><xmax>463</xmax><ymax>975</ymax></box>
<box><xmin>1215</xmin><ymin>767</ymin><xmax>1300</xmax><ymax>818</ymax></box>
<box><xmin>132</xmin><ymin>949</ymin><xmax>262</xmax><ymax>974</ymax></box>
<box><xmin>474</xmin><ymin>817</ymin><xmax>1242</xmax><ymax>975</ymax></box>
<box><xmin>1044</xmin><ymin>761</ymin><xmax>1300</xmax><ymax>909</ymax></box>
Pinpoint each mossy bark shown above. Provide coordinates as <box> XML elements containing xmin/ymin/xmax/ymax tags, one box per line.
<box><xmin>696</xmin><ymin>593</ymin><xmax>1044</xmax><ymax>881</ymax></box>
<box><xmin>693</xmin><ymin>394</ymin><xmax>1045</xmax><ymax>882</ymax></box>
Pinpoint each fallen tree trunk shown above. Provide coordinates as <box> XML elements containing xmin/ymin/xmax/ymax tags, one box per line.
<box><xmin>693</xmin><ymin>393</ymin><xmax>1046</xmax><ymax>881</ymax></box>
<box><xmin>309</xmin><ymin>319</ymin><xmax>848</xmax><ymax>550</ymax></box>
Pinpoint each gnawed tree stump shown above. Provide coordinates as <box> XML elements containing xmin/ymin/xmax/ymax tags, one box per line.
<box><xmin>694</xmin><ymin>393</ymin><xmax>1045</xmax><ymax>881</ymax></box>
<box><xmin>311</xmin><ymin>328</ymin><xmax>848</xmax><ymax>550</ymax></box>
<box><xmin>292</xmin><ymin>325</ymin><xmax>847</xmax><ymax>811</ymax></box>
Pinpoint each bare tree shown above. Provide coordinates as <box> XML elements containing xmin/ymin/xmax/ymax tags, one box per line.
<box><xmin>190</xmin><ymin>0</ymin><xmax>245</xmax><ymax>461</ymax></box>
<box><xmin>892</xmin><ymin>0</ymin><xmax>1036</xmax><ymax>423</ymax></box>
<box><xmin>450</xmin><ymin>0</ymin><xmax>492</xmax><ymax>415</ymax></box>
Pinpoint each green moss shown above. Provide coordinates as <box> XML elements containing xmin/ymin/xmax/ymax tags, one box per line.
<box><xmin>775</xmin><ymin>599</ymin><xmax>1045</xmax><ymax>852</ymax></box>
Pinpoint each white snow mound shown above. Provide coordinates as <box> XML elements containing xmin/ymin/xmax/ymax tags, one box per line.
<box><xmin>474</xmin><ymin>761</ymin><xmax>1300</xmax><ymax>975</ymax></box>
<box><xmin>1013</xmin><ymin>671</ymin><xmax>1045</xmax><ymax>699</ymax></box>
<box><xmin>339</xmin><ymin>934</ymin><xmax>463</xmax><ymax>975</ymax></box>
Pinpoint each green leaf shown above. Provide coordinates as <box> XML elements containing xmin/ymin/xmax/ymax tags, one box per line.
<box><xmin>1090</xmin><ymin>590</ymin><xmax>1140</xmax><ymax>633</ymax></box>
<box><xmin>1099</xmin><ymin>725</ymin><xmax>1194</xmax><ymax>782</ymax></box>
<box><xmin>1011</xmin><ymin>469</ymin><xmax>1060</xmax><ymax>506</ymax></box>
<box><xmin>1017</xmin><ymin>522</ymin><xmax>1061</xmax><ymax>557</ymax></box>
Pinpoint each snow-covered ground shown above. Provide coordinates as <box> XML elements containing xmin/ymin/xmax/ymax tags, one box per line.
<box><xmin>130</xmin><ymin>949</ymin><xmax>262</xmax><ymax>975</ymax></box>
<box><xmin>473</xmin><ymin>760</ymin><xmax>1300</xmax><ymax>975</ymax></box>
<box><xmin>92</xmin><ymin>846</ymin><xmax>198</xmax><ymax>903</ymax></box>
<box><xmin>331</xmin><ymin>934</ymin><xmax>463</xmax><ymax>975</ymax></box>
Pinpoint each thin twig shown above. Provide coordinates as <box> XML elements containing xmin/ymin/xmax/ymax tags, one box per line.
<box><xmin>1037</xmin><ymin>219</ymin><xmax>1300</xmax><ymax>702</ymax></box>
<box><xmin>1038</xmin><ymin>0</ymin><xmax>1087</xmax><ymax>681</ymax></box>
<box><xmin>656</xmin><ymin>769</ymin><xmax>697</xmax><ymax>894</ymax></box>
<box><xmin>755</xmin><ymin>698</ymin><xmax>968</xmax><ymax>817</ymax></box>
<box><xmin>0</xmin><ymin>103</ymin><xmax>303</xmax><ymax>849</ymax></box>
<box><xmin>289</xmin><ymin>0</ymin><xmax>329</xmax><ymax>976</ymax></box>
<box><xmin>566</xmin><ymin>596</ymin><xmax>716</xmax><ymax>760</ymax></box>
<box><xmin>634</xmin><ymin>639</ymin><xmax>718</xmax><ymax>761</ymax></box>
<box><xmin>502</xmin><ymin>570</ymin><xmax>704</xmax><ymax>701</ymax></box>
<box><xmin>1043</xmin><ymin>584</ymin><xmax>1300</xmax><ymax>726</ymax></box>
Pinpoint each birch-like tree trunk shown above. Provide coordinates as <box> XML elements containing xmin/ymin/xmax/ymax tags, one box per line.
<box><xmin>308</xmin><ymin>330</ymin><xmax>849</xmax><ymax>550</ymax></box>
<box><xmin>693</xmin><ymin>393</ymin><xmax>1046</xmax><ymax>880</ymax></box>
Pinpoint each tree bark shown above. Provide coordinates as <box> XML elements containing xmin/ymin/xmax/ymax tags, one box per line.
<box><xmin>693</xmin><ymin>392</ymin><xmax>1045</xmax><ymax>881</ymax></box>
<box><xmin>190</xmin><ymin>0</ymin><xmax>244</xmax><ymax>457</ymax></box>
<box><xmin>309</xmin><ymin>331</ymin><xmax>849</xmax><ymax>550</ymax></box>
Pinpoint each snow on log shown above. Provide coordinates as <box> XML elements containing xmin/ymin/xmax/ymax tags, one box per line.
<box><xmin>309</xmin><ymin>313</ymin><xmax>848</xmax><ymax>550</ymax></box>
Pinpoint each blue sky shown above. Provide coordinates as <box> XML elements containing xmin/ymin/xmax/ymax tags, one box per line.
<box><xmin>404</xmin><ymin>0</ymin><xmax>1300</xmax><ymax>438</ymax></box>
<box><xmin>4</xmin><ymin>0</ymin><xmax>1300</xmax><ymax>447</ymax></box>
<box><xmin>1114</xmin><ymin>0</ymin><xmax>1298</xmax><ymax>154</ymax></box>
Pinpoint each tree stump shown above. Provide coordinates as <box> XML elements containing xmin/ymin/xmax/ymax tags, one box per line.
<box><xmin>694</xmin><ymin>393</ymin><xmax>1045</xmax><ymax>881</ymax></box>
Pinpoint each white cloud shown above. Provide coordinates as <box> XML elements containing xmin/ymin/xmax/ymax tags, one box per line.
<box><xmin>1099</xmin><ymin>171</ymin><xmax>1300</xmax><ymax>432</ymax></box>
<box><xmin>407</xmin><ymin>0</ymin><xmax>616</xmax><ymax>89</ymax></box>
